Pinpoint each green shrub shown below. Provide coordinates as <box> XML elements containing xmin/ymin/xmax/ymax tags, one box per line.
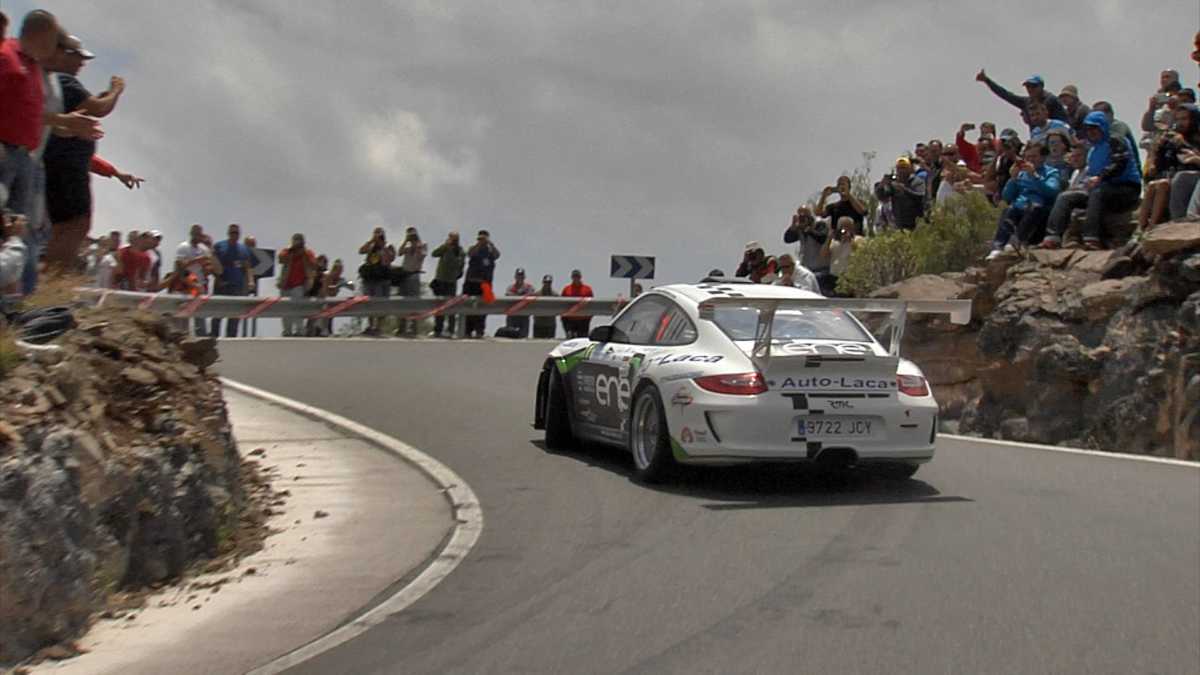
<box><xmin>836</xmin><ymin>191</ymin><xmax>998</xmax><ymax>296</ymax></box>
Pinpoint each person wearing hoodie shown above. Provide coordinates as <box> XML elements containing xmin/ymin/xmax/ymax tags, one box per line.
<box><xmin>1074</xmin><ymin>111</ymin><xmax>1142</xmax><ymax>250</ymax></box>
<box><xmin>985</xmin><ymin>141</ymin><xmax>1062</xmax><ymax>259</ymax></box>
<box><xmin>1091</xmin><ymin>101</ymin><xmax>1143</xmax><ymax>177</ymax></box>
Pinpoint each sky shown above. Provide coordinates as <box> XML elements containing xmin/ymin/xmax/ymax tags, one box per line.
<box><xmin>4</xmin><ymin>0</ymin><xmax>1199</xmax><ymax>301</ymax></box>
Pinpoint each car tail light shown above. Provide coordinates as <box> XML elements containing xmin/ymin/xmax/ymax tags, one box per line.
<box><xmin>897</xmin><ymin>374</ymin><xmax>929</xmax><ymax>397</ymax></box>
<box><xmin>694</xmin><ymin>372</ymin><xmax>767</xmax><ymax>395</ymax></box>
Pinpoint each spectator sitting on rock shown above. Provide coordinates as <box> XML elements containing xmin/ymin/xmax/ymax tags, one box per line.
<box><xmin>975</xmin><ymin>70</ymin><xmax>1068</xmax><ymax>129</ymax></box>
<box><xmin>815</xmin><ymin>175</ymin><xmax>866</xmax><ymax>234</ymax></box>
<box><xmin>823</xmin><ymin>216</ymin><xmax>863</xmax><ymax>296</ymax></box>
<box><xmin>736</xmin><ymin>241</ymin><xmax>778</xmax><ymax>283</ymax></box>
<box><xmin>774</xmin><ymin>253</ymin><xmax>820</xmax><ymax>294</ymax></box>
<box><xmin>1041</xmin><ymin>144</ymin><xmax>1094</xmax><ymax>249</ymax></box>
<box><xmin>1057</xmin><ymin>85</ymin><xmax>1091</xmax><ymax>136</ymax></box>
<box><xmin>874</xmin><ymin>156</ymin><xmax>925</xmax><ymax>230</ymax></box>
<box><xmin>430</xmin><ymin>230</ymin><xmax>464</xmax><ymax>338</ymax></box>
<box><xmin>532</xmin><ymin>274</ymin><xmax>556</xmax><ymax>339</ymax></box>
<box><xmin>1077</xmin><ymin>111</ymin><xmax>1143</xmax><ymax>250</ymax></box>
<box><xmin>783</xmin><ymin>204</ymin><xmax>829</xmax><ymax>275</ymax></box>
<box><xmin>504</xmin><ymin>267</ymin><xmax>535</xmax><ymax>338</ymax></box>
<box><xmin>1139</xmin><ymin>104</ymin><xmax>1200</xmax><ymax>229</ymax></box>
<box><xmin>357</xmin><ymin>227</ymin><xmax>394</xmax><ymax>336</ymax></box>
<box><xmin>1027</xmin><ymin>101</ymin><xmax>1071</xmax><ymax>144</ymax></box>
<box><xmin>1</xmin><ymin>214</ymin><xmax>27</xmax><ymax>292</ymax></box>
<box><xmin>986</xmin><ymin>141</ymin><xmax>1062</xmax><ymax>259</ymax></box>
<box><xmin>992</xmin><ymin>130</ymin><xmax>1023</xmax><ymax>204</ymax></box>
<box><xmin>1092</xmin><ymin>101</ymin><xmax>1143</xmax><ymax>176</ymax></box>
<box><xmin>560</xmin><ymin>269</ymin><xmax>594</xmax><ymax>339</ymax></box>
<box><xmin>1044</xmin><ymin>129</ymin><xmax>1073</xmax><ymax>175</ymax></box>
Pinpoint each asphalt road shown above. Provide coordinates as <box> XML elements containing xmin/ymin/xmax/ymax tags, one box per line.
<box><xmin>218</xmin><ymin>340</ymin><xmax>1200</xmax><ymax>675</ymax></box>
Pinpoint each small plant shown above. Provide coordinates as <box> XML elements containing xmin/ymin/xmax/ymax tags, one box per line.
<box><xmin>836</xmin><ymin>229</ymin><xmax>919</xmax><ymax>297</ymax></box>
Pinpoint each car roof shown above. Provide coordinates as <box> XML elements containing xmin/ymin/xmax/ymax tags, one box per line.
<box><xmin>655</xmin><ymin>282</ymin><xmax>825</xmax><ymax>306</ymax></box>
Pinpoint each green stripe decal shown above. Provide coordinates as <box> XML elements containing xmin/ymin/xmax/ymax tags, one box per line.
<box><xmin>670</xmin><ymin>437</ymin><xmax>689</xmax><ymax>461</ymax></box>
<box><xmin>555</xmin><ymin>345</ymin><xmax>595</xmax><ymax>374</ymax></box>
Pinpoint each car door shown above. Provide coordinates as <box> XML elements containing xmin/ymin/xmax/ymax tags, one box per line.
<box><xmin>572</xmin><ymin>296</ymin><xmax>672</xmax><ymax>443</ymax></box>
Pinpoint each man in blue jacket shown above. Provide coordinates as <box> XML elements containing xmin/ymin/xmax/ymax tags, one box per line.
<box><xmin>1076</xmin><ymin>111</ymin><xmax>1142</xmax><ymax>250</ymax></box>
<box><xmin>986</xmin><ymin>140</ymin><xmax>1063</xmax><ymax>259</ymax></box>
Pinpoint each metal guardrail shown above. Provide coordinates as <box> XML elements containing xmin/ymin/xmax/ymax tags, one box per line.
<box><xmin>78</xmin><ymin>288</ymin><xmax>628</xmax><ymax>320</ymax></box>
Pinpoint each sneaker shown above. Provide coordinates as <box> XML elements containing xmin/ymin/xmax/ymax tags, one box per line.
<box><xmin>984</xmin><ymin>249</ymin><xmax>1002</xmax><ymax>261</ymax></box>
<box><xmin>1039</xmin><ymin>240</ymin><xmax>1061</xmax><ymax>250</ymax></box>
<box><xmin>1083</xmin><ymin>240</ymin><xmax>1104</xmax><ymax>251</ymax></box>
<box><xmin>1003</xmin><ymin>243</ymin><xmax>1016</xmax><ymax>253</ymax></box>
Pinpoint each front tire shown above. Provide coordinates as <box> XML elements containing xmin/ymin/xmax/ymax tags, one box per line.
<box><xmin>544</xmin><ymin>369</ymin><xmax>574</xmax><ymax>451</ymax></box>
<box><xmin>629</xmin><ymin>385</ymin><xmax>677</xmax><ymax>483</ymax></box>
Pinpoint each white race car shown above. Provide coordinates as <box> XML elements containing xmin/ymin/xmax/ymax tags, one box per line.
<box><xmin>534</xmin><ymin>280</ymin><xmax>971</xmax><ymax>482</ymax></box>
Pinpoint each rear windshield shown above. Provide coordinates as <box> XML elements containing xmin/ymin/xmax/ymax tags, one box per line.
<box><xmin>711</xmin><ymin>307</ymin><xmax>872</xmax><ymax>342</ymax></box>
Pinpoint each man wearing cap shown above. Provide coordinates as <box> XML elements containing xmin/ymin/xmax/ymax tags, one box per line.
<box><xmin>874</xmin><ymin>157</ymin><xmax>926</xmax><ymax>230</ymax></box>
<box><xmin>560</xmin><ymin>269</ymin><xmax>594</xmax><ymax>339</ymax></box>
<box><xmin>1057</xmin><ymin>85</ymin><xmax>1091</xmax><ymax>136</ymax></box>
<box><xmin>42</xmin><ymin>30</ymin><xmax>126</xmax><ymax>272</ymax></box>
<box><xmin>146</xmin><ymin>229</ymin><xmax>163</xmax><ymax>287</ymax></box>
<box><xmin>532</xmin><ymin>274</ymin><xmax>557</xmax><ymax>339</ymax></box>
<box><xmin>504</xmin><ymin>267</ymin><xmax>536</xmax><ymax>338</ymax></box>
<box><xmin>211</xmin><ymin>223</ymin><xmax>253</xmax><ymax>338</ymax></box>
<box><xmin>430</xmin><ymin>230</ymin><xmax>464</xmax><ymax>338</ymax></box>
<box><xmin>735</xmin><ymin>241</ymin><xmax>778</xmax><ymax>284</ymax></box>
<box><xmin>974</xmin><ymin>69</ymin><xmax>1067</xmax><ymax>129</ymax></box>
<box><xmin>463</xmin><ymin>229</ymin><xmax>500</xmax><ymax>338</ymax></box>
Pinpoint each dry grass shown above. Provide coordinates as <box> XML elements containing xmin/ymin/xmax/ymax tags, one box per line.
<box><xmin>0</xmin><ymin>328</ymin><xmax>20</xmax><ymax>377</ymax></box>
<box><xmin>21</xmin><ymin>273</ymin><xmax>91</xmax><ymax>309</ymax></box>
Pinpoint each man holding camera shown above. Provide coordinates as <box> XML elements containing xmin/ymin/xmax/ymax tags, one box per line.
<box><xmin>783</xmin><ymin>205</ymin><xmax>828</xmax><ymax>279</ymax></box>
<box><xmin>394</xmin><ymin>226</ymin><xmax>427</xmax><ymax>337</ymax></box>
<box><xmin>736</xmin><ymin>241</ymin><xmax>778</xmax><ymax>284</ymax></box>
<box><xmin>986</xmin><ymin>141</ymin><xmax>1062</xmax><ymax>259</ymax></box>
<box><xmin>430</xmin><ymin>231</ymin><xmax>464</xmax><ymax>338</ymax></box>
<box><xmin>358</xmin><ymin>227</ymin><xmax>394</xmax><ymax>336</ymax></box>
<box><xmin>815</xmin><ymin>175</ymin><xmax>865</xmax><ymax>235</ymax></box>
<box><xmin>874</xmin><ymin>157</ymin><xmax>926</xmax><ymax>231</ymax></box>
<box><xmin>278</xmin><ymin>233</ymin><xmax>318</xmax><ymax>337</ymax></box>
<box><xmin>463</xmin><ymin>229</ymin><xmax>500</xmax><ymax>339</ymax></box>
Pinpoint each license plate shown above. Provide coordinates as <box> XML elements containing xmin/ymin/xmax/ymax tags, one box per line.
<box><xmin>798</xmin><ymin>417</ymin><xmax>874</xmax><ymax>439</ymax></box>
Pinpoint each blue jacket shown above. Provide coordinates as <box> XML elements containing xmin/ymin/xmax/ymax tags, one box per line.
<box><xmin>1001</xmin><ymin>163</ymin><xmax>1062</xmax><ymax>210</ymax></box>
<box><xmin>1084</xmin><ymin>111</ymin><xmax>1141</xmax><ymax>186</ymax></box>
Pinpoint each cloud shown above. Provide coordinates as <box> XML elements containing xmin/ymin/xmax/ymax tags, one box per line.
<box><xmin>358</xmin><ymin>109</ymin><xmax>479</xmax><ymax>197</ymax></box>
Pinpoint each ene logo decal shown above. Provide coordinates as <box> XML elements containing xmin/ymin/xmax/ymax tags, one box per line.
<box><xmin>595</xmin><ymin>372</ymin><xmax>631</xmax><ymax>412</ymax></box>
<box><xmin>777</xmin><ymin>342</ymin><xmax>873</xmax><ymax>356</ymax></box>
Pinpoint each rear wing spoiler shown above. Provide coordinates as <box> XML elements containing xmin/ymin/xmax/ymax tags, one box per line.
<box><xmin>696</xmin><ymin>297</ymin><xmax>972</xmax><ymax>362</ymax></box>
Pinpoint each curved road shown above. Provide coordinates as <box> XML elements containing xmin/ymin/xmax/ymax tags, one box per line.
<box><xmin>219</xmin><ymin>340</ymin><xmax>1199</xmax><ymax>675</ymax></box>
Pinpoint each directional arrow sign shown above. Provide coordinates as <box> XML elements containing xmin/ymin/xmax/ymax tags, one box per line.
<box><xmin>610</xmin><ymin>255</ymin><xmax>655</xmax><ymax>279</ymax></box>
<box><xmin>250</xmin><ymin>247</ymin><xmax>275</xmax><ymax>278</ymax></box>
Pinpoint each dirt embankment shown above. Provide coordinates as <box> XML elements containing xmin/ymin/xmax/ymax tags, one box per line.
<box><xmin>0</xmin><ymin>308</ymin><xmax>272</xmax><ymax>665</ymax></box>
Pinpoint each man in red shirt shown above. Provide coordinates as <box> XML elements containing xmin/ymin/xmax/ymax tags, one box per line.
<box><xmin>115</xmin><ymin>232</ymin><xmax>152</xmax><ymax>291</ymax></box>
<box><xmin>0</xmin><ymin>10</ymin><xmax>58</xmax><ymax>218</ymax></box>
<box><xmin>560</xmin><ymin>269</ymin><xmax>595</xmax><ymax>339</ymax></box>
<box><xmin>277</xmin><ymin>233</ymin><xmax>318</xmax><ymax>337</ymax></box>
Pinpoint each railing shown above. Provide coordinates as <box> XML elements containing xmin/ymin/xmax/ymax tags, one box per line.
<box><xmin>78</xmin><ymin>289</ymin><xmax>628</xmax><ymax>320</ymax></box>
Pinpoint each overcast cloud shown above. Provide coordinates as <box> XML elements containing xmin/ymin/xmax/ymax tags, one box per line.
<box><xmin>5</xmin><ymin>0</ymin><xmax>1199</xmax><ymax>297</ymax></box>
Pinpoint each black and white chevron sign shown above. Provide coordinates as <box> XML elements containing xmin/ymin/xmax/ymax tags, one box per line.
<box><xmin>610</xmin><ymin>255</ymin><xmax>655</xmax><ymax>279</ymax></box>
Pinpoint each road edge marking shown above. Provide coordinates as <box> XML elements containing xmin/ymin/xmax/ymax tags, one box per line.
<box><xmin>942</xmin><ymin>433</ymin><xmax>1199</xmax><ymax>468</ymax></box>
<box><xmin>221</xmin><ymin>378</ymin><xmax>484</xmax><ymax>674</ymax></box>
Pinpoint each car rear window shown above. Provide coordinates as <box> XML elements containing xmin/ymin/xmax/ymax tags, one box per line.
<box><xmin>711</xmin><ymin>307</ymin><xmax>872</xmax><ymax>342</ymax></box>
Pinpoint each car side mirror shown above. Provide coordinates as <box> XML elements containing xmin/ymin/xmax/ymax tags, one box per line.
<box><xmin>589</xmin><ymin>325</ymin><xmax>627</xmax><ymax>343</ymax></box>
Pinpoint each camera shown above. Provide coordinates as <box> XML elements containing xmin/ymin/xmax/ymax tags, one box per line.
<box><xmin>883</xmin><ymin>173</ymin><xmax>896</xmax><ymax>181</ymax></box>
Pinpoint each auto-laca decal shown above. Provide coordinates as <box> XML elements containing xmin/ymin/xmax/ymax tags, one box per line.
<box><xmin>643</xmin><ymin>353</ymin><xmax>725</xmax><ymax>368</ymax></box>
<box><xmin>770</xmin><ymin>376</ymin><xmax>896</xmax><ymax>391</ymax></box>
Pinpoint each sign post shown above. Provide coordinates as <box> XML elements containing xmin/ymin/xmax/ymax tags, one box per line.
<box><xmin>610</xmin><ymin>254</ymin><xmax>655</xmax><ymax>299</ymax></box>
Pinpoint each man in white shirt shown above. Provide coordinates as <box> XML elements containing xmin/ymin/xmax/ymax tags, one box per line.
<box><xmin>175</xmin><ymin>223</ymin><xmax>220</xmax><ymax>335</ymax></box>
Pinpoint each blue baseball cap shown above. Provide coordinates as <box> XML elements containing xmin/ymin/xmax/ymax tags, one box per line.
<box><xmin>1023</xmin><ymin>75</ymin><xmax>1044</xmax><ymax>87</ymax></box>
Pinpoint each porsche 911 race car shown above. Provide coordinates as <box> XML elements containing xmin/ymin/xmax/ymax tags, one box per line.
<box><xmin>533</xmin><ymin>280</ymin><xmax>971</xmax><ymax>482</ymax></box>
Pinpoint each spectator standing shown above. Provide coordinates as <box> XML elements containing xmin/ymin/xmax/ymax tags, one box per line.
<box><xmin>304</xmin><ymin>255</ymin><xmax>330</xmax><ymax>337</ymax></box>
<box><xmin>210</xmin><ymin>223</ymin><xmax>252</xmax><ymax>338</ymax></box>
<box><xmin>1041</xmin><ymin>144</ymin><xmax>1091</xmax><ymax>249</ymax></box>
<box><xmin>814</xmin><ymin>176</ymin><xmax>866</xmax><ymax>234</ymax></box>
<box><xmin>985</xmin><ymin>141</ymin><xmax>1062</xmax><ymax>259</ymax></box>
<box><xmin>93</xmin><ymin>236</ymin><xmax>117</xmax><ymax>289</ymax></box>
<box><xmin>357</xmin><ymin>227</ymin><xmax>394</xmax><ymax>336</ymax></box>
<box><xmin>560</xmin><ymin>269</ymin><xmax>594</xmax><ymax>339</ymax></box>
<box><xmin>115</xmin><ymin>231</ymin><xmax>153</xmax><ymax>290</ymax></box>
<box><xmin>175</xmin><ymin>224</ymin><xmax>219</xmax><ymax>334</ymax></box>
<box><xmin>504</xmin><ymin>268</ymin><xmax>535</xmax><ymax>338</ymax></box>
<box><xmin>532</xmin><ymin>274</ymin><xmax>556</xmax><ymax>339</ymax></box>
<box><xmin>1057</xmin><ymin>85</ymin><xmax>1091</xmax><ymax>135</ymax></box>
<box><xmin>874</xmin><ymin>157</ymin><xmax>925</xmax><ymax>230</ymax></box>
<box><xmin>146</xmin><ymin>230</ymin><xmax>163</xmax><ymax>288</ymax></box>
<box><xmin>42</xmin><ymin>32</ymin><xmax>125</xmax><ymax>272</ymax></box>
<box><xmin>823</xmin><ymin>216</ymin><xmax>863</xmax><ymax>296</ymax></box>
<box><xmin>774</xmin><ymin>253</ymin><xmax>820</xmax><ymax>295</ymax></box>
<box><xmin>430</xmin><ymin>230</ymin><xmax>464</xmax><ymax>338</ymax></box>
<box><xmin>242</xmin><ymin>234</ymin><xmax>259</xmax><ymax>337</ymax></box>
<box><xmin>1078</xmin><ymin>112</ymin><xmax>1142</xmax><ymax>250</ymax></box>
<box><xmin>975</xmin><ymin>70</ymin><xmax>1067</xmax><ymax>128</ymax></box>
<box><xmin>463</xmin><ymin>229</ymin><xmax>499</xmax><ymax>339</ymax></box>
<box><xmin>735</xmin><ymin>241</ymin><xmax>778</xmax><ymax>283</ymax></box>
<box><xmin>394</xmin><ymin>226</ymin><xmax>427</xmax><ymax>337</ymax></box>
<box><xmin>162</xmin><ymin>258</ymin><xmax>200</xmax><ymax>296</ymax></box>
<box><xmin>783</xmin><ymin>205</ymin><xmax>829</xmax><ymax>278</ymax></box>
<box><xmin>0</xmin><ymin>11</ymin><xmax>59</xmax><ymax>220</ymax></box>
<box><xmin>277</xmin><ymin>233</ymin><xmax>318</xmax><ymax>337</ymax></box>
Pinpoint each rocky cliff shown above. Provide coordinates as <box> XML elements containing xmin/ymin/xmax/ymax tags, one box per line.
<box><xmin>0</xmin><ymin>311</ymin><xmax>250</xmax><ymax>664</ymax></box>
<box><xmin>873</xmin><ymin>219</ymin><xmax>1200</xmax><ymax>460</ymax></box>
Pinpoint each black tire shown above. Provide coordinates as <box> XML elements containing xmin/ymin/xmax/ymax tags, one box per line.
<box><xmin>544</xmin><ymin>369</ymin><xmax>574</xmax><ymax>451</ymax></box>
<box><xmin>628</xmin><ymin>385</ymin><xmax>677</xmax><ymax>483</ymax></box>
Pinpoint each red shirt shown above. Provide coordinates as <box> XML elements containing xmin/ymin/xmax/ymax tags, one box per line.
<box><xmin>561</xmin><ymin>282</ymin><xmax>594</xmax><ymax>297</ymax></box>
<box><xmin>282</xmin><ymin>248</ymin><xmax>314</xmax><ymax>289</ymax></box>
<box><xmin>0</xmin><ymin>38</ymin><xmax>45</xmax><ymax>150</ymax></box>
<box><xmin>117</xmin><ymin>246</ymin><xmax>150</xmax><ymax>289</ymax></box>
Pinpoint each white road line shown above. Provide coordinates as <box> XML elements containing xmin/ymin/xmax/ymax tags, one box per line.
<box><xmin>942</xmin><ymin>433</ymin><xmax>1199</xmax><ymax>468</ymax></box>
<box><xmin>221</xmin><ymin>378</ymin><xmax>484</xmax><ymax>675</ymax></box>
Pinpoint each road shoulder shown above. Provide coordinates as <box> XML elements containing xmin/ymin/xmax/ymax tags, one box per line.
<box><xmin>33</xmin><ymin>388</ymin><xmax>455</xmax><ymax>675</ymax></box>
